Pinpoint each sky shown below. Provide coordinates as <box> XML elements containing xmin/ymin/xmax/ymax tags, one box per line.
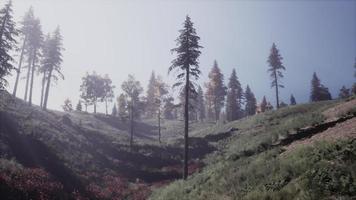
<box><xmin>3</xmin><ymin>0</ymin><xmax>356</xmax><ymax>113</ymax></box>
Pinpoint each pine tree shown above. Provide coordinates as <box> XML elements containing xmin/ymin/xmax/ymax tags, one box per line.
<box><xmin>153</xmin><ymin>76</ymin><xmax>168</xmax><ymax>143</ymax></box>
<box><xmin>13</xmin><ymin>7</ymin><xmax>33</xmax><ymax>97</ymax></box>
<box><xmin>196</xmin><ymin>86</ymin><xmax>205</xmax><ymax>121</ymax></box>
<box><xmin>121</xmin><ymin>74</ymin><xmax>143</xmax><ymax>150</ymax></box>
<box><xmin>226</xmin><ymin>69</ymin><xmax>243</xmax><ymax>121</ymax></box>
<box><xmin>146</xmin><ymin>71</ymin><xmax>157</xmax><ymax>118</ymax></box>
<box><xmin>111</xmin><ymin>104</ymin><xmax>117</xmax><ymax>116</ymax></box>
<box><xmin>339</xmin><ymin>86</ymin><xmax>350</xmax><ymax>99</ymax></box>
<box><xmin>76</xmin><ymin>100</ymin><xmax>82</xmax><ymax>111</ymax></box>
<box><xmin>169</xmin><ymin>15</ymin><xmax>202</xmax><ymax>180</ymax></box>
<box><xmin>310</xmin><ymin>72</ymin><xmax>332</xmax><ymax>102</ymax></box>
<box><xmin>244</xmin><ymin>85</ymin><xmax>256</xmax><ymax>116</ymax></box>
<box><xmin>0</xmin><ymin>0</ymin><xmax>18</xmax><ymax>89</ymax></box>
<box><xmin>267</xmin><ymin>43</ymin><xmax>285</xmax><ymax>109</ymax></box>
<box><xmin>260</xmin><ymin>96</ymin><xmax>267</xmax><ymax>112</ymax></box>
<box><xmin>290</xmin><ymin>94</ymin><xmax>296</xmax><ymax>105</ymax></box>
<box><xmin>163</xmin><ymin>96</ymin><xmax>175</xmax><ymax>119</ymax></box>
<box><xmin>42</xmin><ymin>27</ymin><xmax>64</xmax><ymax>110</ymax></box>
<box><xmin>206</xmin><ymin>60</ymin><xmax>226</xmax><ymax>122</ymax></box>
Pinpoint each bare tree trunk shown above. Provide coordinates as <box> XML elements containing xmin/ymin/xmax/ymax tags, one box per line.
<box><xmin>158</xmin><ymin>108</ymin><xmax>161</xmax><ymax>143</ymax></box>
<box><xmin>24</xmin><ymin>55</ymin><xmax>32</xmax><ymax>101</ymax></box>
<box><xmin>40</xmin><ymin>72</ymin><xmax>46</xmax><ymax>108</ymax></box>
<box><xmin>183</xmin><ymin>66</ymin><xmax>189</xmax><ymax>180</ymax></box>
<box><xmin>43</xmin><ymin>69</ymin><xmax>52</xmax><ymax>110</ymax></box>
<box><xmin>105</xmin><ymin>99</ymin><xmax>108</xmax><ymax>115</ymax></box>
<box><xmin>274</xmin><ymin>71</ymin><xmax>279</xmax><ymax>109</ymax></box>
<box><xmin>29</xmin><ymin>48</ymin><xmax>37</xmax><ymax>106</ymax></box>
<box><xmin>94</xmin><ymin>101</ymin><xmax>97</xmax><ymax>113</ymax></box>
<box><xmin>129</xmin><ymin>101</ymin><xmax>134</xmax><ymax>151</ymax></box>
<box><xmin>13</xmin><ymin>37</ymin><xmax>27</xmax><ymax>97</ymax></box>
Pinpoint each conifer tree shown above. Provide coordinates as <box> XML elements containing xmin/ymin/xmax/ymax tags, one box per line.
<box><xmin>76</xmin><ymin>100</ymin><xmax>82</xmax><ymax>111</ymax></box>
<box><xmin>290</xmin><ymin>94</ymin><xmax>296</xmax><ymax>105</ymax></box>
<box><xmin>244</xmin><ymin>85</ymin><xmax>256</xmax><ymax>116</ymax></box>
<box><xmin>13</xmin><ymin>7</ymin><xmax>33</xmax><ymax>96</ymax></box>
<box><xmin>163</xmin><ymin>96</ymin><xmax>175</xmax><ymax>119</ymax></box>
<box><xmin>267</xmin><ymin>43</ymin><xmax>285</xmax><ymax>109</ymax></box>
<box><xmin>260</xmin><ymin>96</ymin><xmax>267</xmax><ymax>112</ymax></box>
<box><xmin>42</xmin><ymin>27</ymin><xmax>64</xmax><ymax>110</ymax></box>
<box><xmin>169</xmin><ymin>15</ymin><xmax>202</xmax><ymax>180</ymax></box>
<box><xmin>111</xmin><ymin>104</ymin><xmax>117</xmax><ymax>116</ymax></box>
<box><xmin>206</xmin><ymin>60</ymin><xmax>226</xmax><ymax>122</ymax></box>
<box><xmin>338</xmin><ymin>86</ymin><xmax>350</xmax><ymax>99</ymax></box>
<box><xmin>153</xmin><ymin>76</ymin><xmax>168</xmax><ymax>143</ymax></box>
<box><xmin>146</xmin><ymin>71</ymin><xmax>157</xmax><ymax>118</ymax></box>
<box><xmin>279</xmin><ymin>101</ymin><xmax>287</xmax><ymax>108</ymax></box>
<box><xmin>310</xmin><ymin>72</ymin><xmax>332</xmax><ymax>102</ymax></box>
<box><xmin>0</xmin><ymin>0</ymin><xmax>18</xmax><ymax>89</ymax></box>
<box><xmin>196</xmin><ymin>86</ymin><xmax>205</xmax><ymax>121</ymax></box>
<box><xmin>226</xmin><ymin>69</ymin><xmax>243</xmax><ymax>121</ymax></box>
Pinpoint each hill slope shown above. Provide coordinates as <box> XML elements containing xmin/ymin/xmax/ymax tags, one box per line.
<box><xmin>150</xmin><ymin>98</ymin><xmax>356</xmax><ymax>200</ymax></box>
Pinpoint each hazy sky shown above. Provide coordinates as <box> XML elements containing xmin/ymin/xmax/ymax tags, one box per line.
<box><xmin>4</xmin><ymin>0</ymin><xmax>356</xmax><ymax>112</ymax></box>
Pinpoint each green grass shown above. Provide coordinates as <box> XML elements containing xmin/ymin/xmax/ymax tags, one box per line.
<box><xmin>150</xmin><ymin>100</ymin><xmax>356</xmax><ymax>200</ymax></box>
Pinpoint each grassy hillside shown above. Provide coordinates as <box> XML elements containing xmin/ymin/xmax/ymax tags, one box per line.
<box><xmin>150</xmin><ymin>98</ymin><xmax>356</xmax><ymax>200</ymax></box>
<box><xmin>1</xmin><ymin>90</ymin><xmax>355</xmax><ymax>200</ymax></box>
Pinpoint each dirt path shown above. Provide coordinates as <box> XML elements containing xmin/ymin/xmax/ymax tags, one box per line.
<box><xmin>283</xmin><ymin>117</ymin><xmax>356</xmax><ymax>154</ymax></box>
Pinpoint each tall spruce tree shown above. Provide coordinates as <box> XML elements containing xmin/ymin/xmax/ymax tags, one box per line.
<box><xmin>206</xmin><ymin>60</ymin><xmax>226</xmax><ymax>122</ymax></box>
<box><xmin>260</xmin><ymin>96</ymin><xmax>267</xmax><ymax>112</ymax></box>
<box><xmin>267</xmin><ymin>43</ymin><xmax>285</xmax><ymax>109</ymax></box>
<box><xmin>196</xmin><ymin>86</ymin><xmax>205</xmax><ymax>121</ymax></box>
<box><xmin>310</xmin><ymin>72</ymin><xmax>332</xmax><ymax>102</ymax></box>
<box><xmin>0</xmin><ymin>0</ymin><xmax>18</xmax><ymax>89</ymax></box>
<box><xmin>338</xmin><ymin>86</ymin><xmax>350</xmax><ymax>99</ymax></box>
<box><xmin>226</xmin><ymin>69</ymin><xmax>243</xmax><ymax>121</ymax></box>
<box><xmin>244</xmin><ymin>85</ymin><xmax>257</xmax><ymax>116</ymax></box>
<box><xmin>13</xmin><ymin>7</ymin><xmax>33</xmax><ymax>96</ymax></box>
<box><xmin>290</xmin><ymin>94</ymin><xmax>296</xmax><ymax>105</ymax></box>
<box><xmin>42</xmin><ymin>27</ymin><xmax>64</xmax><ymax>110</ymax></box>
<box><xmin>146</xmin><ymin>71</ymin><xmax>157</xmax><ymax>118</ymax></box>
<box><xmin>169</xmin><ymin>15</ymin><xmax>202</xmax><ymax>180</ymax></box>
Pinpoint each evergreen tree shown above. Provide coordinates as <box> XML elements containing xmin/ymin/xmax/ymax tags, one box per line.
<box><xmin>111</xmin><ymin>104</ymin><xmax>117</xmax><ymax>116</ymax></box>
<box><xmin>244</xmin><ymin>85</ymin><xmax>256</xmax><ymax>116</ymax></box>
<box><xmin>266</xmin><ymin>102</ymin><xmax>273</xmax><ymax>111</ymax></box>
<box><xmin>338</xmin><ymin>86</ymin><xmax>350</xmax><ymax>99</ymax></box>
<box><xmin>196</xmin><ymin>86</ymin><xmax>205</xmax><ymax>121</ymax></box>
<box><xmin>267</xmin><ymin>43</ymin><xmax>285</xmax><ymax>109</ymax></box>
<box><xmin>310</xmin><ymin>72</ymin><xmax>332</xmax><ymax>102</ymax></box>
<box><xmin>13</xmin><ymin>7</ymin><xmax>33</xmax><ymax>96</ymax></box>
<box><xmin>226</xmin><ymin>69</ymin><xmax>243</xmax><ymax>121</ymax></box>
<box><xmin>42</xmin><ymin>27</ymin><xmax>64</xmax><ymax>110</ymax></box>
<box><xmin>0</xmin><ymin>0</ymin><xmax>18</xmax><ymax>89</ymax></box>
<box><xmin>169</xmin><ymin>15</ymin><xmax>202</xmax><ymax>180</ymax></box>
<box><xmin>290</xmin><ymin>94</ymin><xmax>296</xmax><ymax>105</ymax></box>
<box><xmin>206</xmin><ymin>60</ymin><xmax>226</xmax><ymax>122</ymax></box>
<box><xmin>76</xmin><ymin>100</ymin><xmax>82</xmax><ymax>112</ymax></box>
<box><xmin>121</xmin><ymin>74</ymin><xmax>143</xmax><ymax>150</ymax></box>
<box><xmin>260</xmin><ymin>96</ymin><xmax>267</xmax><ymax>112</ymax></box>
<box><xmin>146</xmin><ymin>71</ymin><xmax>157</xmax><ymax>118</ymax></box>
<box><xmin>352</xmin><ymin>84</ymin><xmax>356</xmax><ymax>96</ymax></box>
<box><xmin>153</xmin><ymin>76</ymin><xmax>168</xmax><ymax>143</ymax></box>
<box><xmin>279</xmin><ymin>101</ymin><xmax>287</xmax><ymax>108</ymax></box>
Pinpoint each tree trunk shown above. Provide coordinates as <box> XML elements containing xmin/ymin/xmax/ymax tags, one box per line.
<box><xmin>105</xmin><ymin>99</ymin><xmax>108</xmax><ymax>115</ymax></box>
<box><xmin>158</xmin><ymin>108</ymin><xmax>161</xmax><ymax>143</ymax></box>
<box><xmin>40</xmin><ymin>72</ymin><xmax>46</xmax><ymax>108</ymax></box>
<box><xmin>274</xmin><ymin>71</ymin><xmax>279</xmax><ymax>109</ymax></box>
<box><xmin>94</xmin><ymin>101</ymin><xmax>97</xmax><ymax>113</ymax></box>
<box><xmin>43</xmin><ymin>69</ymin><xmax>52</xmax><ymax>110</ymax></box>
<box><xmin>183</xmin><ymin>66</ymin><xmax>189</xmax><ymax>180</ymax></box>
<box><xmin>13</xmin><ymin>37</ymin><xmax>27</xmax><ymax>97</ymax></box>
<box><xmin>29</xmin><ymin>48</ymin><xmax>37</xmax><ymax>106</ymax></box>
<box><xmin>129</xmin><ymin>101</ymin><xmax>134</xmax><ymax>151</ymax></box>
<box><xmin>24</xmin><ymin>55</ymin><xmax>32</xmax><ymax>101</ymax></box>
